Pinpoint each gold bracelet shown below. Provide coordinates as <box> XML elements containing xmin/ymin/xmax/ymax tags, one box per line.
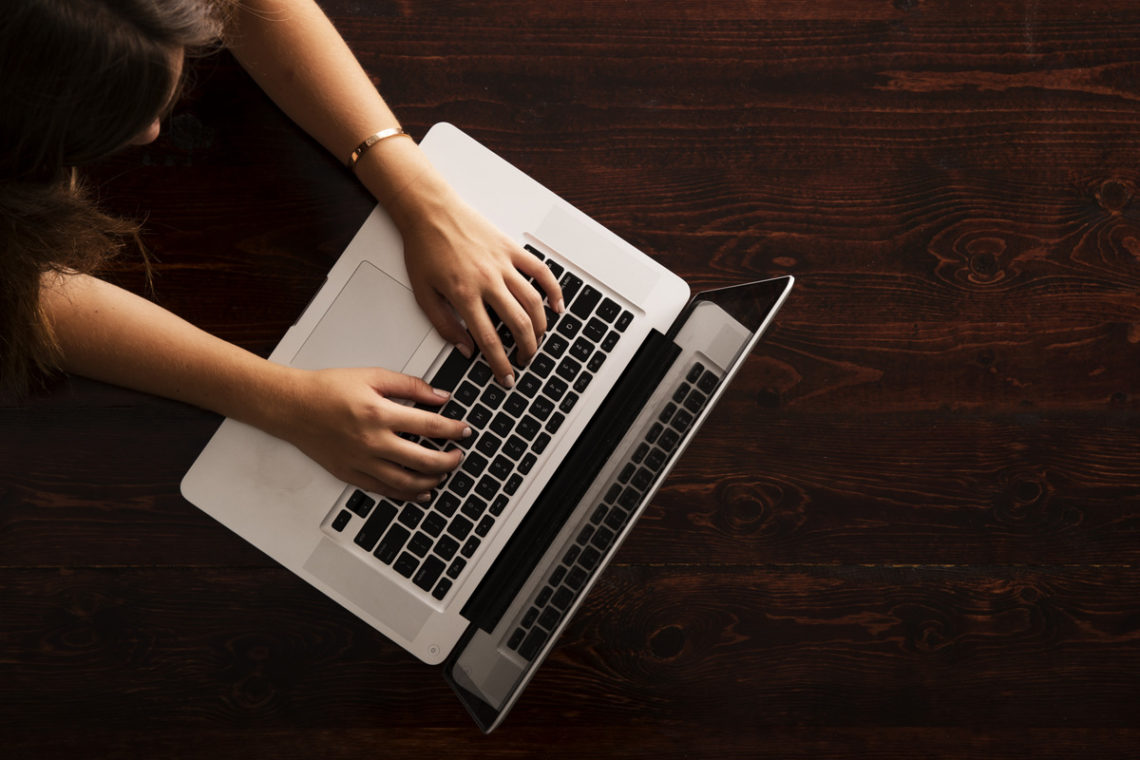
<box><xmin>346</xmin><ymin>127</ymin><xmax>412</xmax><ymax>171</ymax></box>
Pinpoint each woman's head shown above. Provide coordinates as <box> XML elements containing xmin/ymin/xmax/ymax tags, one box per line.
<box><xmin>1</xmin><ymin>0</ymin><xmax>226</xmax><ymax>398</ymax></box>
<box><xmin>0</xmin><ymin>0</ymin><xmax>222</xmax><ymax>180</ymax></box>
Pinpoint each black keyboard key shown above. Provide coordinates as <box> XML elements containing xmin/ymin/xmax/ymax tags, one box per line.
<box><xmin>519</xmin><ymin>627</ymin><xmax>548</xmax><ymax>660</ymax></box>
<box><xmin>538</xmin><ymin>607</ymin><xmax>561</xmax><ymax>631</ymax></box>
<box><xmin>394</xmin><ymin>552</ymin><xmax>419</xmax><ymax>578</ymax></box>
<box><xmin>645</xmin><ymin>447</ymin><xmax>666</xmax><ymax>470</ymax></box>
<box><xmin>646</xmin><ymin>422</ymin><xmax>663</xmax><ymax>443</ymax></box>
<box><xmin>430</xmin><ymin>346</ymin><xmax>474</xmax><ymax>393</ymax></box>
<box><xmin>422</xmin><ymin>512</ymin><xmax>447</xmax><ymax>537</ymax></box>
<box><xmin>555</xmin><ymin>314</ymin><xmax>582</xmax><ymax>339</ymax></box>
<box><xmin>413</xmin><ymin>556</ymin><xmax>446</xmax><ymax>591</ymax></box>
<box><xmin>580</xmin><ymin>546</ymin><xmax>601</xmax><ymax>570</ymax></box>
<box><xmin>504</xmin><ymin>392</ymin><xmax>528</xmax><ymax>417</ymax></box>
<box><xmin>577</xmin><ymin>524</ymin><xmax>595</xmax><ymax>546</ymax></box>
<box><xmin>605</xmin><ymin>483</ymin><xmax>623</xmax><ymax>503</ymax></box>
<box><xmin>461</xmin><ymin>451</ymin><xmax>488</xmax><ymax>477</ymax></box>
<box><xmin>632</xmin><ymin>443</ymin><xmax>649</xmax><ymax>464</ymax></box>
<box><xmin>566</xmin><ymin>566</ymin><xmax>588</xmax><ymax>591</ymax></box>
<box><xmin>505</xmin><ymin>474</ymin><xmax>523</xmax><ymax>495</ymax></box>
<box><xmin>659</xmin><ymin>402</ymin><xmax>677</xmax><ymax>424</ymax></box>
<box><xmin>481</xmin><ymin>385</ymin><xmax>506</xmax><ymax>409</ymax></box>
<box><xmin>476</xmin><ymin>475</ymin><xmax>500</xmax><ymax>500</ymax></box>
<box><xmin>461</xmin><ymin>496</ymin><xmax>487</xmax><ymax>520</ymax></box>
<box><xmin>564</xmin><ymin>545</ymin><xmax>582</xmax><ymax>565</ymax></box>
<box><xmin>684</xmin><ymin>388</ymin><xmax>707</xmax><ymax>414</ymax></box>
<box><xmin>618</xmin><ymin>463</ymin><xmax>635</xmax><ymax>483</ymax></box>
<box><xmin>531</xmin><ymin>395</ymin><xmax>554</xmax><ymax>420</ymax></box>
<box><xmin>570</xmin><ymin>285</ymin><xmax>602</xmax><ymax>319</ymax></box>
<box><xmin>447</xmin><ymin>556</ymin><xmax>467</xmax><ymax>579</ymax></box>
<box><xmin>499</xmin><ymin>435</ymin><xmax>525</xmax><ymax>460</ymax></box>
<box><xmin>543</xmin><ymin>376</ymin><xmax>568</xmax><ymax>401</ymax></box>
<box><xmin>470</xmin><ymin>361</ymin><xmax>494</xmax><ymax>385</ymax></box>
<box><xmin>559</xmin><ymin>392</ymin><xmax>579</xmax><ymax>414</ymax></box>
<box><xmin>490</xmin><ymin>455</ymin><xmax>513</xmax><ymax>480</ymax></box>
<box><xmin>546</xmin><ymin>412</ymin><xmax>565</xmax><ymax>433</ymax></box>
<box><xmin>673</xmin><ymin>409</ymin><xmax>694</xmax><ymax>431</ymax></box>
<box><xmin>332</xmin><ymin>510</ymin><xmax>352</xmax><ymax>532</ymax></box>
<box><xmin>533</xmin><ymin>432</ymin><xmax>551</xmax><ymax>454</ymax></box>
<box><xmin>687</xmin><ymin>363</ymin><xmax>705</xmax><ymax>383</ymax></box>
<box><xmin>441</xmin><ymin>401</ymin><xmax>465</xmax><ymax>421</ymax></box>
<box><xmin>476</xmin><ymin>433</ymin><xmax>502</xmax><ymax>457</ymax></box>
<box><xmin>573</xmin><ymin>372</ymin><xmax>592</xmax><ymax>393</ymax></box>
<box><xmin>672</xmin><ymin>383</ymin><xmax>691</xmax><ymax>404</ymax></box>
<box><xmin>454</xmin><ymin>381</ymin><xmax>480</xmax><ymax>405</ymax></box>
<box><xmin>545</xmin><ymin>334</ymin><xmax>569</xmax><ymax>359</ymax></box>
<box><xmin>583</xmin><ymin>317</ymin><xmax>607</xmax><ymax>342</ymax></box>
<box><xmin>597</xmin><ymin>298</ymin><xmax>621</xmax><ymax>322</ymax></box>
<box><xmin>546</xmin><ymin>259</ymin><xmax>564</xmax><ymax>280</ymax></box>
<box><xmin>555</xmin><ymin>357</ymin><xmax>580</xmax><ymax>382</ymax></box>
<box><xmin>536</xmin><ymin>586</ymin><xmax>553</xmax><ymax>607</ymax></box>
<box><xmin>590</xmin><ymin>526</ymin><xmax>615</xmax><ymax>551</ymax></box>
<box><xmin>524</xmin><ymin>243</ymin><xmax>545</xmax><ymax>261</ymax></box>
<box><xmin>531</xmin><ymin>354</ymin><xmax>555</xmax><ymax>378</ymax></box>
<box><xmin>698</xmin><ymin>369</ymin><xmax>720</xmax><ymax>394</ymax></box>
<box><xmin>491</xmin><ymin>412</ymin><xmax>514</xmax><ymax>437</ymax></box>
<box><xmin>605</xmin><ymin>507</ymin><xmax>626</xmax><ymax>531</ymax></box>
<box><xmin>523</xmin><ymin>607</ymin><xmax>539</xmax><ymax>628</ymax></box>
<box><xmin>590</xmin><ymin>504</ymin><xmax>608</xmax><ymax>525</ymax></box>
<box><xmin>476</xmin><ymin>515</ymin><xmax>495</xmax><ymax>537</ymax></box>
<box><xmin>435</xmin><ymin>535</ymin><xmax>460</xmax><ymax>560</ymax></box>
<box><xmin>570</xmin><ymin>338</ymin><xmax>593</xmax><ymax>362</ymax></box>
<box><xmin>559</xmin><ymin>272</ymin><xmax>583</xmax><ymax>304</ymax></box>
<box><xmin>615</xmin><ymin>310</ymin><xmax>633</xmax><ymax>331</ymax></box>
<box><xmin>354</xmin><ymin>500</ymin><xmax>398</xmax><ymax>552</ymax></box>
<box><xmin>490</xmin><ymin>494</ymin><xmax>509</xmax><ymax>516</ymax></box>
<box><xmin>469</xmin><ymin>403</ymin><xmax>492</xmax><ymax>428</ymax></box>
<box><xmin>516</xmin><ymin>416</ymin><xmax>540</xmax><ymax>440</ymax></box>
<box><xmin>496</xmin><ymin>322</ymin><xmax>515</xmax><ymax>350</ymax></box>
<box><xmin>449</xmin><ymin>471</ymin><xmax>475</xmax><ymax>497</ymax></box>
<box><xmin>461</xmin><ymin>536</ymin><xmax>480</xmax><ymax>558</ymax></box>
<box><xmin>508</xmin><ymin>628</ymin><xmax>526</xmax><ymax>651</ymax></box>
<box><xmin>632</xmin><ymin>467</ymin><xmax>654</xmax><ymax>490</ymax></box>
<box><xmin>587</xmin><ymin>351</ymin><xmax>606</xmax><ymax>372</ymax></box>
<box><xmin>375</xmin><ymin>524</ymin><xmax>411</xmax><ymax>564</ymax></box>
<box><xmin>519</xmin><ymin>453</ymin><xmax>537</xmax><ymax>475</ymax></box>
<box><xmin>551</xmin><ymin>587</ymin><xmax>574</xmax><ymax>610</ymax></box>
<box><xmin>435</xmin><ymin>491</ymin><xmax>461</xmax><ymax>517</ymax></box>
<box><xmin>346</xmin><ymin>490</ymin><xmax>375</xmax><ymax>517</ymax></box>
<box><xmin>409</xmin><ymin>531</ymin><xmax>434</xmax><ymax>557</ymax></box>
<box><xmin>448</xmin><ymin>515</ymin><xmax>474</xmax><ymax>540</ymax></box>
<box><xmin>601</xmin><ymin>331</ymin><xmax>620</xmax><ymax>352</ymax></box>
<box><xmin>432</xmin><ymin>578</ymin><xmax>452</xmax><ymax>600</ymax></box>
<box><xmin>659</xmin><ymin>428</ymin><xmax>680</xmax><ymax>452</ymax></box>
<box><xmin>619</xmin><ymin>486</ymin><xmax>642</xmax><ymax>510</ymax></box>
<box><xmin>550</xmin><ymin>566</ymin><xmax>567</xmax><ymax>587</ymax></box>
<box><xmin>517</xmin><ymin>373</ymin><xmax>542</xmax><ymax>398</ymax></box>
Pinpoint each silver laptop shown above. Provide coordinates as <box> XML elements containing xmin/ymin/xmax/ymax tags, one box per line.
<box><xmin>181</xmin><ymin>122</ymin><xmax>793</xmax><ymax>732</ymax></box>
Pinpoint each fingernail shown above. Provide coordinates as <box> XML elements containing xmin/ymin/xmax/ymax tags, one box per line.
<box><xmin>462</xmin><ymin>426</ymin><xmax>472</xmax><ymax>438</ymax></box>
<box><xmin>455</xmin><ymin>343</ymin><xmax>473</xmax><ymax>359</ymax></box>
<box><xmin>553</xmin><ymin>298</ymin><xmax>565</xmax><ymax>314</ymax></box>
<box><xmin>502</xmin><ymin>374</ymin><xmax>515</xmax><ymax>389</ymax></box>
<box><xmin>432</xmin><ymin>387</ymin><xmax>450</xmax><ymax>399</ymax></box>
<box><xmin>416</xmin><ymin>492</ymin><xmax>432</xmax><ymax>503</ymax></box>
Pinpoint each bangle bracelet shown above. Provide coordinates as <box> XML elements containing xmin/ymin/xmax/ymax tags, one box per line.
<box><xmin>346</xmin><ymin>127</ymin><xmax>412</xmax><ymax>171</ymax></box>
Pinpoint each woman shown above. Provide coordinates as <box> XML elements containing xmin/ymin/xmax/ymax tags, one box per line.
<box><xmin>0</xmin><ymin>0</ymin><xmax>562</xmax><ymax>501</ymax></box>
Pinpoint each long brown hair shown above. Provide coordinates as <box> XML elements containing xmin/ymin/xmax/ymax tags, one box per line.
<box><xmin>0</xmin><ymin>0</ymin><xmax>226</xmax><ymax>398</ymax></box>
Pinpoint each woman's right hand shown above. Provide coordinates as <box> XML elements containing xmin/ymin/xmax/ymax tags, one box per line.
<box><xmin>270</xmin><ymin>366</ymin><xmax>469</xmax><ymax>501</ymax></box>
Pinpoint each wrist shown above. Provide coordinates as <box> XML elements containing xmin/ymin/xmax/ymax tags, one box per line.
<box><xmin>351</xmin><ymin>135</ymin><xmax>457</xmax><ymax>234</ymax></box>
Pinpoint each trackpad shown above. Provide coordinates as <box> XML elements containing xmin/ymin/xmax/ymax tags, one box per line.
<box><xmin>291</xmin><ymin>261</ymin><xmax>431</xmax><ymax>371</ymax></box>
<box><xmin>303</xmin><ymin>538</ymin><xmax>431</xmax><ymax>641</ymax></box>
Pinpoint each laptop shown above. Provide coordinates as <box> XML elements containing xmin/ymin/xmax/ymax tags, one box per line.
<box><xmin>181</xmin><ymin>122</ymin><xmax>793</xmax><ymax>732</ymax></box>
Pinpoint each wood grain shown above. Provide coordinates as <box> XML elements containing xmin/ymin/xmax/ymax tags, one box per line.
<box><xmin>2</xmin><ymin>0</ymin><xmax>1140</xmax><ymax>757</ymax></box>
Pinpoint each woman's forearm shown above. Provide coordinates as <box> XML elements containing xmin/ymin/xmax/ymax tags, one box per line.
<box><xmin>224</xmin><ymin>0</ymin><xmax>437</xmax><ymax>219</ymax></box>
<box><xmin>41</xmin><ymin>272</ymin><xmax>297</xmax><ymax>430</ymax></box>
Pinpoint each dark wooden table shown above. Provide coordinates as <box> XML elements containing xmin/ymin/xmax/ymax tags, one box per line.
<box><xmin>3</xmin><ymin>1</ymin><xmax>1139</xmax><ymax>757</ymax></box>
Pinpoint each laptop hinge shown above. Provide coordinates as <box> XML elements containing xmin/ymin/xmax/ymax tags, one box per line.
<box><xmin>460</xmin><ymin>328</ymin><xmax>681</xmax><ymax>632</ymax></box>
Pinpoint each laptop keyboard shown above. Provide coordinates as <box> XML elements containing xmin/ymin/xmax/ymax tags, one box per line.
<box><xmin>507</xmin><ymin>359</ymin><xmax>721</xmax><ymax>660</ymax></box>
<box><xmin>327</xmin><ymin>245</ymin><xmax>635</xmax><ymax>602</ymax></box>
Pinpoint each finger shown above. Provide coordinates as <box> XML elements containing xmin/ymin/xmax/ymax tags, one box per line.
<box><xmin>415</xmin><ymin>288</ymin><xmax>475</xmax><ymax>359</ymax></box>
<box><xmin>385</xmin><ymin>437</ymin><xmax>463</xmax><ymax>476</ymax></box>
<box><xmin>359</xmin><ymin>460</ymin><xmax>445</xmax><ymax>502</ymax></box>
<box><xmin>505</xmin><ymin>268</ymin><xmax>548</xmax><ymax>344</ymax></box>
<box><xmin>390</xmin><ymin>404</ymin><xmax>473</xmax><ymax>441</ymax></box>
<box><xmin>462</xmin><ymin>302</ymin><xmax>514</xmax><ymax>387</ymax></box>
<box><xmin>369</xmin><ymin>368</ymin><xmax>451</xmax><ymax>406</ymax></box>
<box><xmin>515</xmin><ymin>249</ymin><xmax>565</xmax><ymax>313</ymax></box>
